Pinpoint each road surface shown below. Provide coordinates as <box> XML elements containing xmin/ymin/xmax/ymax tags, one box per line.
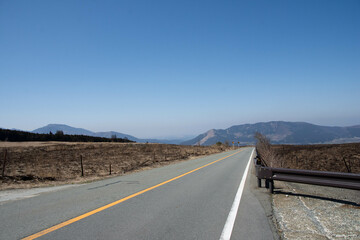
<box><xmin>0</xmin><ymin>147</ymin><xmax>275</xmax><ymax>240</ymax></box>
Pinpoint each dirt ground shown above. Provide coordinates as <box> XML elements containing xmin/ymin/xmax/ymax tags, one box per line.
<box><xmin>0</xmin><ymin>142</ymin><xmax>230</xmax><ymax>190</ymax></box>
<box><xmin>270</xmin><ymin>143</ymin><xmax>360</xmax><ymax>174</ymax></box>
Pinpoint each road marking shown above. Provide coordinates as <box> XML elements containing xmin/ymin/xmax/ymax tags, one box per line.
<box><xmin>219</xmin><ymin>148</ymin><xmax>255</xmax><ymax>240</ymax></box>
<box><xmin>23</xmin><ymin>150</ymin><xmax>243</xmax><ymax>240</ymax></box>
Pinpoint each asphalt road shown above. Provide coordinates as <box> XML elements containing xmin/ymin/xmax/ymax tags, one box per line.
<box><xmin>0</xmin><ymin>147</ymin><xmax>275</xmax><ymax>240</ymax></box>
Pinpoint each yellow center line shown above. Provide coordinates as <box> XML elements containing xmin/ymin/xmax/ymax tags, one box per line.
<box><xmin>22</xmin><ymin>150</ymin><xmax>243</xmax><ymax>240</ymax></box>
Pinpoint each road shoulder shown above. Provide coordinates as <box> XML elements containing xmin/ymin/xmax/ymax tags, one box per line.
<box><xmin>272</xmin><ymin>181</ymin><xmax>360</xmax><ymax>239</ymax></box>
<box><xmin>231</xmin><ymin>156</ymin><xmax>280</xmax><ymax>240</ymax></box>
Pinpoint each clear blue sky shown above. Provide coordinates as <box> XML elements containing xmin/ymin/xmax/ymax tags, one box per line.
<box><xmin>1</xmin><ymin>0</ymin><xmax>359</xmax><ymax>138</ymax></box>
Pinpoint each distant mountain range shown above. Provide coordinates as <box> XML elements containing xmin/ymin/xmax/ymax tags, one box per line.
<box><xmin>32</xmin><ymin>124</ymin><xmax>190</xmax><ymax>144</ymax></box>
<box><xmin>181</xmin><ymin>121</ymin><xmax>360</xmax><ymax>145</ymax></box>
<box><xmin>6</xmin><ymin>121</ymin><xmax>360</xmax><ymax>145</ymax></box>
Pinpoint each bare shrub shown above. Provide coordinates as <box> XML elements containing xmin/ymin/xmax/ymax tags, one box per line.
<box><xmin>254</xmin><ymin>132</ymin><xmax>278</xmax><ymax>167</ymax></box>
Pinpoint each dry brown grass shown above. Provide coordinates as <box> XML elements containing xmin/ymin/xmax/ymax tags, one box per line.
<box><xmin>271</xmin><ymin>143</ymin><xmax>360</xmax><ymax>173</ymax></box>
<box><xmin>255</xmin><ymin>132</ymin><xmax>360</xmax><ymax>173</ymax></box>
<box><xmin>0</xmin><ymin>142</ymin><xmax>230</xmax><ymax>189</ymax></box>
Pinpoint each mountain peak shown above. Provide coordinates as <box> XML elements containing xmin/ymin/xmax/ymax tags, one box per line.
<box><xmin>33</xmin><ymin>124</ymin><xmax>96</xmax><ymax>136</ymax></box>
<box><xmin>46</xmin><ymin>123</ymin><xmax>71</xmax><ymax>127</ymax></box>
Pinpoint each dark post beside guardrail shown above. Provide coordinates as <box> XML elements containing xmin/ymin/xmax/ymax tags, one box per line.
<box><xmin>254</xmin><ymin>155</ymin><xmax>360</xmax><ymax>193</ymax></box>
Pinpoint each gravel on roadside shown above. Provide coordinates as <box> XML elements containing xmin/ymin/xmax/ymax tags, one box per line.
<box><xmin>271</xmin><ymin>181</ymin><xmax>360</xmax><ymax>240</ymax></box>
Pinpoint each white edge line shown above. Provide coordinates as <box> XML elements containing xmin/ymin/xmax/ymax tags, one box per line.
<box><xmin>219</xmin><ymin>148</ymin><xmax>255</xmax><ymax>240</ymax></box>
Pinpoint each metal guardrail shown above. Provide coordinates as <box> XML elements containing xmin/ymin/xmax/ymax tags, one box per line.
<box><xmin>254</xmin><ymin>157</ymin><xmax>360</xmax><ymax>193</ymax></box>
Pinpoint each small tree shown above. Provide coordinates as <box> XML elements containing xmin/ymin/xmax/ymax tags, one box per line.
<box><xmin>55</xmin><ymin>130</ymin><xmax>64</xmax><ymax>136</ymax></box>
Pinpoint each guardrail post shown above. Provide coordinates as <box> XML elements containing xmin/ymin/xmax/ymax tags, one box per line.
<box><xmin>269</xmin><ymin>180</ymin><xmax>274</xmax><ymax>193</ymax></box>
<box><xmin>257</xmin><ymin>178</ymin><xmax>261</xmax><ymax>188</ymax></box>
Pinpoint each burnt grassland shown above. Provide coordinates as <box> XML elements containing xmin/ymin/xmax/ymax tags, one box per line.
<box><xmin>270</xmin><ymin>143</ymin><xmax>360</xmax><ymax>173</ymax></box>
<box><xmin>256</xmin><ymin>136</ymin><xmax>360</xmax><ymax>174</ymax></box>
<box><xmin>0</xmin><ymin>142</ymin><xmax>230</xmax><ymax>189</ymax></box>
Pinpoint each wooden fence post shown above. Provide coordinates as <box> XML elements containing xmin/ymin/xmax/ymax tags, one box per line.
<box><xmin>2</xmin><ymin>149</ymin><xmax>7</xmax><ymax>178</ymax></box>
<box><xmin>109</xmin><ymin>163</ymin><xmax>112</xmax><ymax>175</ymax></box>
<box><xmin>80</xmin><ymin>155</ymin><xmax>84</xmax><ymax>177</ymax></box>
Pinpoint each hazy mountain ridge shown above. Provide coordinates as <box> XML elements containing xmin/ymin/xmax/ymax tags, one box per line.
<box><xmin>13</xmin><ymin>122</ymin><xmax>360</xmax><ymax>145</ymax></box>
<box><xmin>32</xmin><ymin>124</ymin><xmax>190</xmax><ymax>144</ymax></box>
<box><xmin>181</xmin><ymin>121</ymin><xmax>360</xmax><ymax>146</ymax></box>
<box><xmin>33</xmin><ymin>124</ymin><xmax>95</xmax><ymax>136</ymax></box>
